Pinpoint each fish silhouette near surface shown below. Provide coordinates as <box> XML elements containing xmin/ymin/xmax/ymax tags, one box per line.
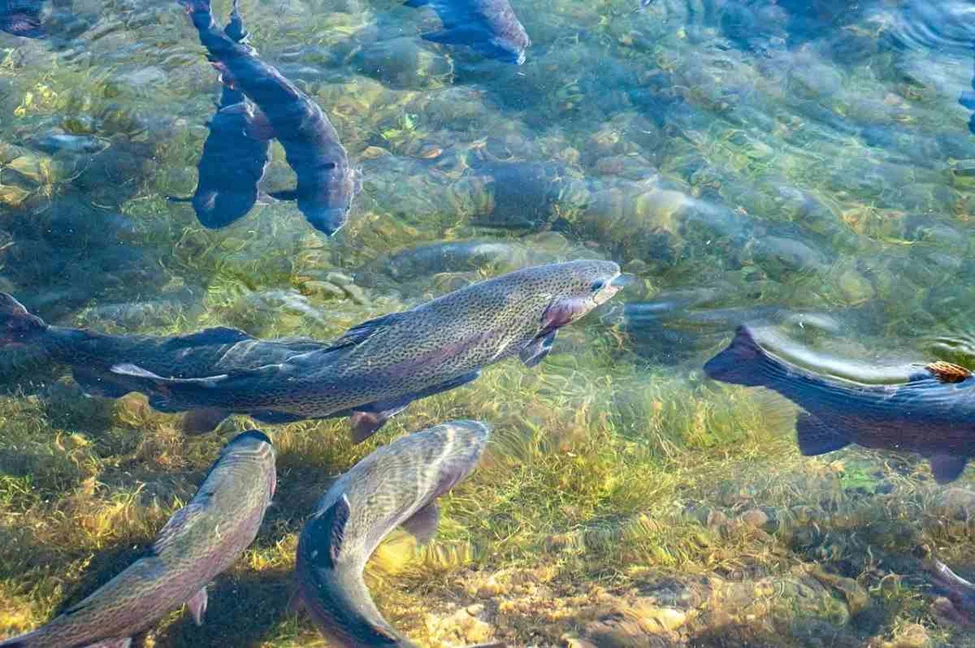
<box><xmin>0</xmin><ymin>430</ymin><xmax>276</xmax><ymax>648</ymax></box>
<box><xmin>1</xmin><ymin>0</ymin><xmax>46</xmax><ymax>38</ymax></box>
<box><xmin>181</xmin><ymin>0</ymin><xmax>359</xmax><ymax>235</ymax></box>
<box><xmin>406</xmin><ymin>0</ymin><xmax>531</xmax><ymax>64</ymax></box>
<box><xmin>704</xmin><ymin>325</ymin><xmax>975</xmax><ymax>484</ymax></box>
<box><xmin>111</xmin><ymin>260</ymin><xmax>623</xmax><ymax>443</ymax></box>
<box><xmin>170</xmin><ymin>6</ymin><xmax>271</xmax><ymax>229</ymax></box>
<box><xmin>296</xmin><ymin>420</ymin><xmax>499</xmax><ymax>647</ymax></box>
<box><xmin>0</xmin><ymin>292</ymin><xmax>330</xmax><ymax>432</ymax></box>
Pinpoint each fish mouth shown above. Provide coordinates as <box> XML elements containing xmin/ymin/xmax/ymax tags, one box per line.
<box><xmin>592</xmin><ymin>271</ymin><xmax>626</xmax><ymax>306</ymax></box>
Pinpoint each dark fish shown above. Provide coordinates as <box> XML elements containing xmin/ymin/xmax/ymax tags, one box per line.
<box><xmin>170</xmin><ymin>8</ymin><xmax>271</xmax><ymax>229</ymax></box>
<box><xmin>296</xmin><ymin>420</ymin><xmax>496</xmax><ymax>647</ymax></box>
<box><xmin>704</xmin><ymin>326</ymin><xmax>975</xmax><ymax>483</ymax></box>
<box><xmin>111</xmin><ymin>260</ymin><xmax>623</xmax><ymax>442</ymax></box>
<box><xmin>406</xmin><ymin>0</ymin><xmax>530</xmax><ymax>65</ymax></box>
<box><xmin>0</xmin><ymin>292</ymin><xmax>329</xmax><ymax>431</ymax></box>
<box><xmin>0</xmin><ymin>0</ymin><xmax>45</xmax><ymax>38</ymax></box>
<box><xmin>0</xmin><ymin>430</ymin><xmax>276</xmax><ymax>647</ymax></box>
<box><xmin>181</xmin><ymin>0</ymin><xmax>359</xmax><ymax>235</ymax></box>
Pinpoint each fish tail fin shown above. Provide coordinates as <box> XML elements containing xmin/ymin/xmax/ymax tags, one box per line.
<box><xmin>703</xmin><ymin>326</ymin><xmax>772</xmax><ymax>387</ymax></box>
<box><xmin>0</xmin><ymin>293</ymin><xmax>47</xmax><ymax>347</ymax></box>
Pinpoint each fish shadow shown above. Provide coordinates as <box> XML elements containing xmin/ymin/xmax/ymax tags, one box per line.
<box><xmin>154</xmin><ymin>567</ymin><xmax>295</xmax><ymax>648</ymax></box>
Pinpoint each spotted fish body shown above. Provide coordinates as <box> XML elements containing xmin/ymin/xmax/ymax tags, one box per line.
<box><xmin>296</xmin><ymin>420</ymin><xmax>489</xmax><ymax>647</ymax></box>
<box><xmin>0</xmin><ymin>431</ymin><xmax>276</xmax><ymax>648</ymax></box>
<box><xmin>182</xmin><ymin>0</ymin><xmax>359</xmax><ymax>235</ymax></box>
<box><xmin>0</xmin><ymin>0</ymin><xmax>45</xmax><ymax>38</ymax></box>
<box><xmin>113</xmin><ymin>260</ymin><xmax>622</xmax><ymax>441</ymax></box>
<box><xmin>704</xmin><ymin>325</ymin><xmax>975</xmax><ymax>483</ymax></box>
<box><xmin>0</xmin><ymin>293</ymin><xmax>327</xmax><ymax>427</ymax></box>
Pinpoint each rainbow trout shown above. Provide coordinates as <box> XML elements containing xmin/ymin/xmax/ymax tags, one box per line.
<box><xmin>0</xmin><ymin>0</ymin><xmax>45</xmax><ymax>38</ymax></box>
<box><xmin>181</xmin><ymin>0</ymin><xmax>359</xmax><ymax>235</ymax></box>
<box><xmin>704</xmin><ymin>325</ymin><xmax>975</xmax><ymax>483</ymax></box>
<box><xmin>406</xmin><ymin>0</ymin><xmax>530</xmax><ymax>64</ymax></box>
<box><xmin>0</xmin><ymin>430</ymin><xmax>276</xmax><ymax>648</ymax></box>
<box><xmin>0</xmin><ymin>293</ymin><xmax>329</xmax><ymax>432</ymax></box>
<box><xmin>296</xmin><ymin>420</ymin><xmax>496</xmax><ymax>647</ymax></box>
<box><xmin>169</xmin><ymin>7</ymin><xmax>270</xmax><ymax>229</ymax></box>
<box><xmin>111</xmin><ymin>260</ymin><xmax>623</xmax><ymax>442</ymax></box>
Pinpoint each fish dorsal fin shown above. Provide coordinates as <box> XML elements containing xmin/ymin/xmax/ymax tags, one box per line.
<box><xmin>401</xmin><ymin>501</ymin><xmax>440</xmax><ymax>545</ymax></box>
<box><xmin>187</xmin><ymin>587</ymin><xmax>208</xmax><ymax>626</ymax></box>
<box><xmin>326</xmin><ymin>313</ymin><xmax>401</xmax><ymax>351</ymax></box>
<box><xmin>926</xmin><ymin>361</ymin><xmax>973</xmax><ymax>384</ymax></box>
<box><xmin>305</xmin><ymin>495</ymin><xmax>351</xmax><ymax>568</ymax></box>
<box><xmin>166</xmin><ymin>326</ymin><xmax>253</xmax><ymax>349</ymax></box>
<box><xmin>153</xmin><ymin>502</ymin><xmax>206</xmax><ymax>555</ymax></box>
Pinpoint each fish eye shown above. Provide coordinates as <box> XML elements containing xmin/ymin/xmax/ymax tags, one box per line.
<box><xmin>591</xmin><ymin>280</ymin><xmax>605</xmax><ymax>292</ymax></box>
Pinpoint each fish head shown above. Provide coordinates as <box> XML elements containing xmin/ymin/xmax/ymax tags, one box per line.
<box><xmin>518</xmin><ymin>260</ymin><xmax>622</xmax><ymax>333</ymax></box>
<box><xmin>222</xmin><ymin>429</ymin><xmax>277</xmax><ymax>498</ymax></box>
<box><xmin>300</xmin><ymin>166</ymin><xmax>361</xmax><ymax>236</ymax></box>
<box><xmin>477</xmin><ymin>35</ymin><xmax>528</xmax><ymax>64</ymax></box>
<box><xmin>0</xmin><ymin>293</ymin><xmax>45</xmax><ymax>346</ymax></box>
<box><xmin>194</xmin><ymin>189</ymin><xmax>258</xmax><ymax>229</ymax></box>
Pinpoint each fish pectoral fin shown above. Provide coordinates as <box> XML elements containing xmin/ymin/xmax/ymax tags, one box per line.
<box><xmin>422</xmin><ymin>28</ymin><xmax>483</xmax><ymax>45</ymax></box>
<box><xmin>519</xmin><ymin>330</ymin><xmax>557</xmax><ymax>367</ymax></box>
<box><xmin>931</xmin><ymin>455</ymin><xmax>968</xmax><ymax>484</ymax></box>
<box><xmin>926</xmin><ymin>361</ymin><xmax>973</xmax><ymax>384</ymax></box>
<box><xmin>349</xmin><ymin>407</ymin><xmax>406</xmax><ymax>444</ymax></box>
<box><xmin>268</xmin><ymin>189</ymin><xmax>299</xmax><ymax>201</ymax></box>
<box><xmin>401</xmin><ymin>501</ymin><xmax>440</xmax><ymax>545</ymax></box>
<box><xmin>187</xmin><ymin>587</ymin><xmax>208</xmax><ymax>626</ymax></box>
<box><xmin>181</xmin><ymin>409</ymin><xmax>231</xmax><ymax>435</ymax></box>
<box><xmin>795</xmin><ymin>412</ymin><xmax>851</xmax><ymax>456</ymax></box>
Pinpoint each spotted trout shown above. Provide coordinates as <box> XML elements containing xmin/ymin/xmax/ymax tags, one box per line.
<box><xmin>170</xmin><ymin>6</ymin><xmax>270</xmax><ymax>229</ymax></box>
<box><xmin>181</xmin><ymin>0</ymin><xmax>359</xmax><ymax>235</ymax></box>
<box><xmin>406</xmin><ymin>0</ymin><xmax>531</xmax><ymax>64</ymax></box>
<box><xmin>704</xmin><ymin>325</ymin><xmax>975</xmax><ymax>483</ymax></box>
<box><xmin>112</xmin><ymin>260</ymin><xmax>623</xmax><ymax>442</ymax></box>
<box><xmin>296</xmin><ymin>420</ymin><xmax>500</xmax><ymax>647</ymax></box>
<box><xmin>0</xmin><ymin>292</ymin><xmax>329</xmax><ymax>432</ymax></box>
<box><xmin>0</xmin><ymin>430</ymin><xmax>276</xmax><ymax>648</ymax></box>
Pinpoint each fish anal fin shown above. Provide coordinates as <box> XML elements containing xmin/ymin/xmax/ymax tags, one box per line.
<box><xmin>187</xmin><ymin>587</ymin><xmax>208</xmax><ymax>626</ymax></box>
<box><xmin>181</xmin><ymin>409</ymin><xmax>230</xmax><ymax>435</ymax></box>
<box><xmin>519</xmin><ymin>330</ymin><xmax>557</xmax><ymax>367</ymax></box>
<box><xmin>795</xmin><ymin>412</ymin><xmax>851</xmax><ymax>456</ymax></box>
<box><xmin>401</xmin><ymin>501</ymin><xmax>440</xmax><ymax>545</ymax></box>
<box><xmin>931</xmin><ymin>454</ymin><xmax>968</xmax><ymax>484</ymax></box>
<box><xmin>926</xmin><ymin>361</ymin><xmax>973</xmax><ymax>384</ymax></box>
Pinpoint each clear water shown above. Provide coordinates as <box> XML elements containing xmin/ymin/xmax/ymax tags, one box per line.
<box><xmin>3</xmin><ymin>0</ymin><xmax>975</xmax><ymax>646</ymax></box>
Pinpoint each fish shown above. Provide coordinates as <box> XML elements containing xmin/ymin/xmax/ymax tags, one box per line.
<box><xmin>181</xmin><ymin>0</ymin><xmax>359</xmax><ymax>235</ymax></box>
<box><xmin>0</xmin><ymin>0</ymin><xmax>45</xmax><ymax>38</ymax></box>
<box><xmin>704</xmin><ymin>325</ymin><xmax>975</xmax><ymax>484</ymax></box>
<box><xmin>170</xmin><ymin>7</ymin><xmax>271</xmax><ymax>229</ymax></box>
<box><xmin>296</xmin><ymin>420</ymin><xmax>493</xmax><ymax>647</ymax></box>
<box><xmin>110</xmin><ymin>260</ymin><xmax>623</xmax><ymax>442</ymax></box>
<box><xmin>0</xmin><ymin>430</ymin><xmax>276</xmax><ymax>647</ymax></box>
<box><xmin>405</xmin><ymin>0</ymin><xmax>531</xmax><ymax>65</ymax></box>
<box><xmin>0</xmin><ymin>292</ymin><xmax>330</xmax><ymax>432</ymax></box>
